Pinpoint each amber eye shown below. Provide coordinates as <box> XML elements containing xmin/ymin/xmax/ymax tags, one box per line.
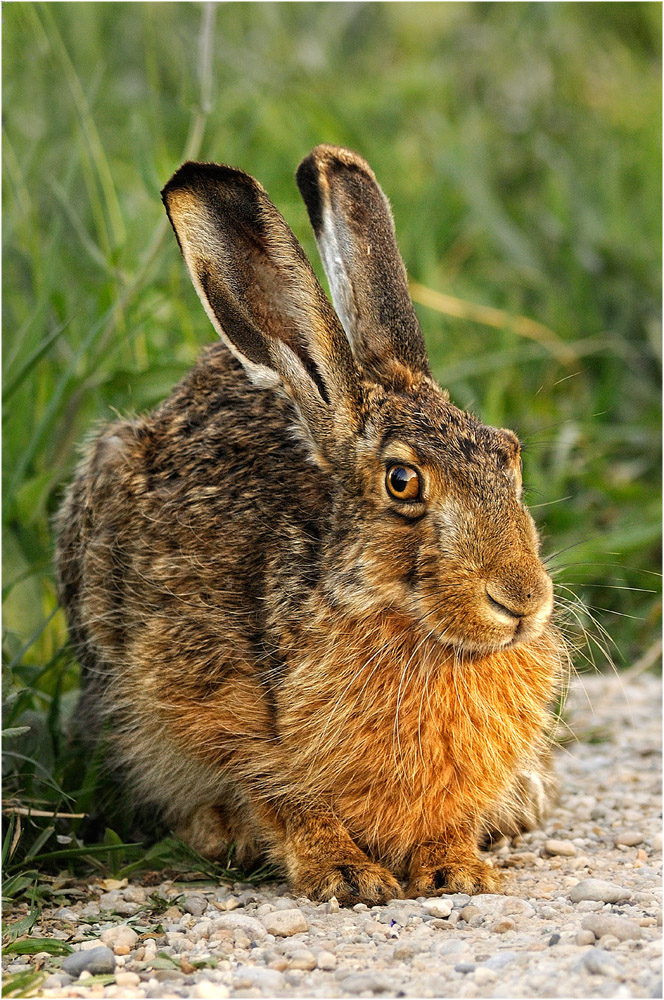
<box><xmin>386</xmin><ymin>465</ymin><xmax>421</xmax><ymax>501</ymax></box>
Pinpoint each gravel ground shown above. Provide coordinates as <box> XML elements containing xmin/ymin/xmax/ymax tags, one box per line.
<box><xmin>5</xmin><ymin>670</ymin><xmax>661</xmax><ymax>999</ymax></box>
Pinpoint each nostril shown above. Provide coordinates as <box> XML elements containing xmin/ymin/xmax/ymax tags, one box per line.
<box><xmin>486</xmin><ymin>571</ymin><xmax>553</xmax><ymax>623</ymax></box>
<box><xmin>485</xmin><ymin>590</ymin><xmax>524</xmax><ymax>620</ymax></box>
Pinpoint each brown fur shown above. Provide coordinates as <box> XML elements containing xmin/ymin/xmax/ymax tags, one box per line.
<box><xmin>56</xmin><ymin>146</ymin><xmax>565</xmax><ymax>905</ymax></box>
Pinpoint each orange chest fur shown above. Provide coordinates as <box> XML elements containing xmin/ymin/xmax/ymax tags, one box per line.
<box><xmin>276</xmin><ymin>616</ymin><xmax>560</xmax><ymax>855</ymax></box>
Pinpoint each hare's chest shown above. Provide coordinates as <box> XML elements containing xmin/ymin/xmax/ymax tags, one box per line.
<box><xmin>279</xmin><ymin>641</ymin><xmax>518</xmax><ymax>851</ymax></box>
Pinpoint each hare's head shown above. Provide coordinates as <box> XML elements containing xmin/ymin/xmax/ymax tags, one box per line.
<box><xmin>162</xmin><ymin>145</ymin><xmax>553</xmax><ymax>656</ymax></box>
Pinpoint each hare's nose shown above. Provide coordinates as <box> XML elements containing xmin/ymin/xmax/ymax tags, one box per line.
<box><xmin>485</xmin><ymin>567</ymin><xmax>553</xmax><ymax>621</ymax></box>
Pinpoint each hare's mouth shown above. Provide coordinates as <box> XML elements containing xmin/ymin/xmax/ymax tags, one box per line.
<box><xmin>416</xmin><ymin>598</ymin><xmax>553</xmax><ymax>656</ymax></box>
<box><xmin>428</xmin><ymin>573</ymin><xmax>553</xmax><ymax>650</ymax></box>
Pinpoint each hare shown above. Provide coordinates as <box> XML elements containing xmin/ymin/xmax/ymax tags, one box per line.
<box><xmin>56</xmin><ymin>145</ymin><xmax>564</xmax><ymax>904</ymax></box>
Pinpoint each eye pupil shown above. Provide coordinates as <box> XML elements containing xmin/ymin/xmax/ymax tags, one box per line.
<box><xmin>387</xmin><ymin>465</ymin><xmax>420</xmax><ymax>501</ymax></box>
<box><xmin>390</xmin><ymin>468</ymin><xmax>410</xmax><ymax>492</ymax></box>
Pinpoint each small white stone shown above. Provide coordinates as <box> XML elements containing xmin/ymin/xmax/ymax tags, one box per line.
<box><xmin>569</xmin><ymin>879</ymin><xmax>631</xmax><ymax>904</ymax></box>
<box><xmin>474</xmin><ymin>966</ymin><xmax>497</xmax><ymax>985</ymax></box>
<box><xmin>317</xmin><ymin>950</ymin><xmax>337</xmax><ymax>970</ymax></box>
<box><xmin>545</xmin><ymin>838</ymin><xmax>577</xmax><ymax>856</ymax></box>
<box><xmin>261</xmin><ymin>908</ymin><xmax>308</xmax><ymax>937</ymax></box>
<box><xmin>143</xmin><ymin>938</ymin><xmax>157</xmax><ymax>960</ymax></box>
<box><xmin>581</xmin><ymin>914</ymin><xmax>643</xmax><ymax>941</ymax></box>
<box><xmin>423</xmin><ymin>897</ymin><xmax>453</xmax><ymax>918</ymax></box>
<box><xmin>192</xmin><ymin>982</ymin><xmax>230</xmax><ymax>999</ymax></box>
<box><xmin>614</xmin><ymin>831</ymin><xmax>645</xmax><ymax>847</ymax></box>
<box><xmin>288</xmin><ymin>948</ymin><xmax>316</xmax><ymax>970</ymax></box>
<box><xmin>212</xmin><ymin>912</ymin><xmax>267</xmax><ymax>941</ymax></box>
<box><xmin>122</xmin><ymin>885</ymin><xmax>147</xmax><ymax>904</ymax></box>
<box><xmin>100</xmin><ymin>924</ymin><xmax>138</xmax><ymax>954</ymax></box>
<box><xmin>114</xmin><ymin>972</ymin><xmax>140</xmax><ymax>987</ymax></box>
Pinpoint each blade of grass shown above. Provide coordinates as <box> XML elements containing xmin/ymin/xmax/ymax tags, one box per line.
<box><xmin>23</xmin><ymin>826</ymin><xmax>56</xmax><ymax>862</ymax></box>
<box><xmin>6</xmin><ymin>840</ymin><xmax>144</xmax><ymax>872</ymax></box>
<box><xmin>1</xmin><ymin>970</ymin><xmax>47</xmax><ymax>997</ymax></box>
<box><xmin>4</xmin><ymin>939</ymin><xmax>73</xmax><ymax>956</ymax></box>
<box><xmin>409</xmin><ymin>280</ymin><xmax>578</xmax><ymax>367</ymax></box>
<box><xmin>28</xmin><ymin>4</ymin><xmax>126</xmax><ymax>248</ymax></box>
<box><xmin>2</xmin><ymin>319</ymin><xmax>73</xmax><ymax>407</ymax></box>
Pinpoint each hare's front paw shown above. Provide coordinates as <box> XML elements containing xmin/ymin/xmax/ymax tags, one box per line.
<box><xmin>295</xmin><ymin>858</ymin><xmax>403</xmax><ymax>906</ymax></box>
<box><xmin>408</xmin><ymin>857</ymin><xmax>501</xmax><ymax>896</ymax></box>
<box><xmin>407</xmin><ymin>838</ymin><xmax>502</xmax><ymax>896</ymax></box>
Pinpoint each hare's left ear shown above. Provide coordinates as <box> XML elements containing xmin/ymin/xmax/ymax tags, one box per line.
<box><xmin>296</xmin><ymin>145</ymin><xmax>431</xmax><ymax>387</ymax></box>
<box><xmin>161</xmin><ymin>161</ymin><xmax>362</xmax><ymax>452</ymax></box>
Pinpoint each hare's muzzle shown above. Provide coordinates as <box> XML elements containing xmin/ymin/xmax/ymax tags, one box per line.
<box><xmin>484</xmin><ymin>563</ymin><xmax>554</xmax><ymax>640</ymax></box>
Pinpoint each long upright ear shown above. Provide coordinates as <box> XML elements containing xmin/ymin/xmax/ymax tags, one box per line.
<box><xmin>296</xmin><ymin>145</ymin><xmax>431</xmax><ymax>387</ymax></box>
<box><xmin>161</xmin><ymin>161</ymin><xmax>361</xmax><ymax>445</ymax></box>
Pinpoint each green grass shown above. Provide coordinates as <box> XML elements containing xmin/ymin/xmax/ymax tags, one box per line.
<box><xmin>2</xmin><ymin>2</ymin><xmax>661</xmax><ymax>877</ymax></box>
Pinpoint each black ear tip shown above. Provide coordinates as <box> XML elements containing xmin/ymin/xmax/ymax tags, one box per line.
<box><xmin>161</xmin><ymin>161</ymin><xmax>259</xmax><ymax>204</ymax></box>
<box><xmin>295</xmin><ymin>154</ymin><xmax>324</xmax><ymax>236</ymax></box>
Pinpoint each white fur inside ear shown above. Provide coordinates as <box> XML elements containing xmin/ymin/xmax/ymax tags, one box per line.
<box><xmin>315</xmin><ymin>208</ymin><xmax>360</xmax><ymax>349</ymax></box>
<box><xmin>243</xmin><ymin>365</ymin><xmax>282</xmax><ymax>390</ymax></box>
<box><xmin>269</xmin><ymin>340</ymin><xmax>327</xmax><ymax>415</ymax></box>
<box><xmin>194</xmin><ymin>279</ymin><xmax>281</xmax><ymax>390</ymax></box>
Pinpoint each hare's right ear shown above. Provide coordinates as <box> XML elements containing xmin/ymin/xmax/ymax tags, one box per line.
<box><xmin>161</xmin><ymin>161</ymin><xmax>361</xmax><ymax>448</ymax></box>
<box><xmin>296</xmin><ymin>145</ymin><xmax>431</xmax><ymax>388</ymax></box>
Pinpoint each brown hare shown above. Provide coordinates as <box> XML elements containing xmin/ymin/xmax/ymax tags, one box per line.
<box><xmin>56</xmin><ymin>145</ymin><xmax>564</xmax><ymax>905</ymax></box>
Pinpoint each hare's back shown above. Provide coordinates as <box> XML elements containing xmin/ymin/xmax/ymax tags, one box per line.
<box><xmin>56</xmin><ymin>342</ymin><xmax>326</xmax><ymax>690</ymax></box>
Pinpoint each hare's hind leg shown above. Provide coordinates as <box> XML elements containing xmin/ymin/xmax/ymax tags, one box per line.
<box><xmin>480</xmin><ymin>753</ymin><xmax>559</xmax><ymax>845</ymax></box>
<box><xmin>174</xmin><ymin>801</ymin><xmax>264</xmax><ymax>871</ymax></box>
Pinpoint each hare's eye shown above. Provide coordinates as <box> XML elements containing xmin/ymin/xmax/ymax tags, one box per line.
<box><xmin>386</xmin><ymin>465</ymin><xmax>420</xmax><ymax>501</ymax></box>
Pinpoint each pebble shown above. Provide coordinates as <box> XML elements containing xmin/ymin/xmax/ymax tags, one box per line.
<box><xmin>234</xmin><ymin>966</ymin><xmax>284</xmax><ymax>991</ymax></box>
<box><xmin>576</xmin><ymin>929</ymin><xmax>596</xmax><ymax>946</ymax></box>
<box><xmin>42</xmin><ymin>973</ymin><xmax>74</xmax><ymax>988</ymax></box>
<box><xmin>423</xmin><ymin>897</ymin><xmax>453</xmax><ymax>918</ymax></box>
<box><xmin>192</xmin><ymin>984</ymin><xmax>230</xmax><ymax>999</ymax></box>
<box><xmin>183</xmin><ymin>895</ymin><xmax>208</xmax><ymax>916</ymax></box>
<box><xmin>491</xmin><ymin>918</ymin><xmax>516</xmax><ymax>933</ymax></box>
<box><xmin>317</xmin><ymin>950</ymin><xmax>337</xmax><ymax>970</ymax></box>
<box><xmin>568</xmin><ymin>878</ymin><xmax>632</xmax><ymax>903</ymax></box>
<box><xmin>288</xmin><ymin>948</ymin><xmax>316</xmax><ymax>970</ymax></box>
<box><xmin>260</xmin><ymin>907</ymin><xmax>308</xmax><ymax>936</ymax></box>
<box><xmin>100</xmin><ymin>925</ymin><xmax>138</xmax><ymax>955</ymax></box>
<box><xmin>212</xmin><ymin>912</ymin><xmax>267</xmax><ymax>940</ymax></box>
<box><xmin>614</xmin><ymin>831</ymin><xmax>645</xmax><ymax>847</ymax></box>
<box><xmin>122</xmin><ymin>885</ymin><xmax>147</xmax><ymax>903</ymax></box>
<box><xmin>474</xmin><ymin>966</ymin><xmax>497</xmax><ymax>985</ymax></box>
<box><xmin>114</xmin><ymin>972</ymin><xmax>141</xmax><ymax>987</ymax></box>
<box><xmin>62</xmin><ymin>946</ymin><xmax>116</xmax><ymax>977</ymax></box>
<box><xmin>578</xmin><ymin>947</ymin><xmax>627</xmax><ymax>979</ymax></box>
<box><xmin>483</xmin><ymin>951</ymin><xmax>518</xmax><ymax>970</ymax></box>
<box><xmin>501</xmin><ymin>896</ymin><xmax>535</xmax><ymax>918</ymax></box>
<box><xmin>581</xmin><ymin>914</ymin><xmax>644</xmax><ymax>941</ymax></box>
<box><xmin>339</xmin><ymin>972</ymin><xmax>392</xmax><ymax>993</ymax></box>
<box><xmin>545</xmin><ymin>838</ymin><xmax>577</xmax><ymax>856</ymax></box>
<box><xmin>455</xmin><ymin>962</ymin><xmax>477</xmax><ymax>974</ymax></box>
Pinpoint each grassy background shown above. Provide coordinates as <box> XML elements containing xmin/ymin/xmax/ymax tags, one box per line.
<box><xmin>3</xmin><ymin>2</ymin><xmax>661</xmax><ymax>873</ymax></box>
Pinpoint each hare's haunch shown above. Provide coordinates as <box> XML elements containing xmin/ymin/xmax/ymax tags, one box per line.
<box><xmin>56</xmin><ymin>146</ymin><xmax>565</xmax><ymax>904</ymax></box>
